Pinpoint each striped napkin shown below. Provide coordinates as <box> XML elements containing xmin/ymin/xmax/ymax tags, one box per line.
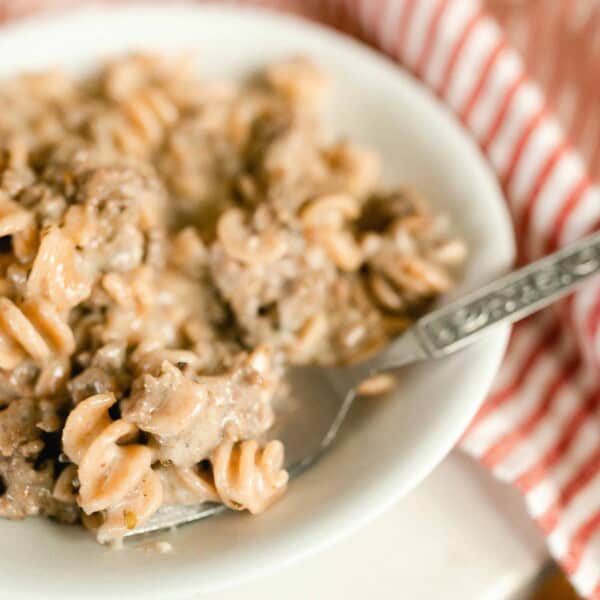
<box><xmin>2</xmin><ymin>0</ymin><xmax>600</xmax><ymax>596</ymax></box>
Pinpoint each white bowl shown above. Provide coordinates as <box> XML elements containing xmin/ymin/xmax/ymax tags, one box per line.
<box><xmin>0</xmin><ymin>4</ymin><xmax>515</xmax><ymax>599</ymax></box>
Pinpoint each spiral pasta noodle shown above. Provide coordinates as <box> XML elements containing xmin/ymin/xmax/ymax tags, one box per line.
<box><xmin>26</xmin><ymin>226</ymin><xmax>92</xmax><ymax>310</ymax></box>
<box><xmin>0</xmin><ymin>192</ymin><xmax>37</xmax><ymax>265</ymax></box>
<box><xmin>0</xmin><ymin>193</ymin><xmax>33</xmax><ymax>237</ymax></box>
<box><xmin>52</xmin><ymin>464</ymin><xmax>78</xmax><ymax>504</ymax></box>
<box><xmin>62</xmin><ymin>393</ymin><xmax>163</xmax><ymax>543</ymax></box>
<box><xmin>217</xmin><ymin>208</ymin><xmax>287</xmax><ymax>265</ymax></box>
<box><xmin>102</xmin><ymin>267</ymin><xmax>154</xmax><ymax>316</ymax></box>
<box><xmin>102</xmin><ymin>52</ymin><xmax>196</xmax><ymax>103</ymax></box>
<box><xmin>159</xmin><ymin>441</ymin><xmax>288</xmax><ymax>514</ymax></box>
<box><xmin>0</xmin><ymin>297</ymin><xmax>74</xmax><ymax>369</ymax></box>
<box><xmin>96</xmin><ymin>87</ymin><xmax>179</xmax><ymax>157</ymax></box>
<box><xmin>99</xmin><ymin>267</ymin><xmax>196</xmax><ymax>351</ymax></box>
<box><xmin>158</xmin><ymin>463</ymin><xmax>219</xmax><ymax>506</ymax></box>
<box><xmin>211</xmin><ymin>440</ymin><xmax>288</xmax><ymax>514</ymax></box>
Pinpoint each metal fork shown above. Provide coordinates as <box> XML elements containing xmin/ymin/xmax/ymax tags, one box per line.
<box><xmin>127</xmin><ymin>229</ymin><xmax>600</xmax><ymax>537</ymax></box>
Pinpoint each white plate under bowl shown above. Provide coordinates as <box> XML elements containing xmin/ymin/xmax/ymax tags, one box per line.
<box><xmin>0</xmin><ymin>4</ymin><xmax>515</xmax><ymax>599</ymax></box>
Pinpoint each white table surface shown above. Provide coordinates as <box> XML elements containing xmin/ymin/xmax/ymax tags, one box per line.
<box><xmin>195</xmin><ymin>452</ymin><xmax>548</xmax><ymax>600</ymax></box>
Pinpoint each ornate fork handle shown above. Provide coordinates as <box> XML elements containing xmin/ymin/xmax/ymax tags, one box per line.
<box><xmin>416</xmin><ymin>230</ymin><xmax>600</xmax><ymax>357</ymax></box>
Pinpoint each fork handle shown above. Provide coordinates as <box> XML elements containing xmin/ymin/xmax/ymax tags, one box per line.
<box><xmin>414</xmin><ymin>230</ymin><xmax>600</xmax><ymax>358</ymax></box>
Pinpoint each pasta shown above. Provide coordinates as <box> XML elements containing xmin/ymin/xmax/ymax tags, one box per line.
<box><xmin>25</xmin><ymin>226</ymin><xmax>92</xmax><ymax>309</ymax></box>
<box><xmin>0</xmin><ymin>297</ymin><xmax>74</xmax><ymax>369</ymax></box>
<box><xmin>0</xmin><ymin>54</ymin><xmax>465</xmax><ymax>544</ymax></box>
<box><xmin>158</xmin><ymin>440</ymin><xmax>288</xmax><ymax>514</ymax></box>
<box><xmin>0</xmin><ymin>194</ymin><xmax>32</xmax><ymax>238</ymax></box>
<box><xmin>158</xmin><ymin>463</ymin><xmax>219</xmax><ymax>506</ymax></box>
<box><xmin>62</xmin><ymin>393</ymin><xmax>163</xmax><ymax>543</ymax></box>
<box><xmin>212</xmin><ymin>440</ymin><xmax>288</xmax><ymax>514</ymax></box>
<box><xmin>52</xmin><ymin>464</ymin><xmax>78</xmax><ymax>504</ymax></box>
<box><xmin>93</xmin><ymin>88</ymin><xmax>179</xmax><ymax>157</ymax></box>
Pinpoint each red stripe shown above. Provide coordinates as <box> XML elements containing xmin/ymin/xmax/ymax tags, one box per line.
<box><xmin>564</xmin><ymin>509</ymin><xmax>600</xmax><ymax>575</ymax></box>
<box><xmin>560</xmin><ymin>293</ymin><xmax>578</xmax><ymax>352</ymax></box>
<box><xmin>571</xmin><ymin>100</ymin><xmax>594</xmax><ymax>158</ymax></box>
<box><xmin>559</xmin><ymin>295</ymin><xmax>579</xmax><ymax>379</ymax></box>
<box><xmin>545</xmin><ymin>176</ymin><xmax>591</xmax><ymax>253</ymax></box>
<box><xmin>502</xmin><ymin>107</ymin><xmax>547</xmax><ymax>185</ymax></box>
<box><xmin>343</xmin><ymin>0</ymin><xmax>358</xmax><ymax>35</ymax></box>
<box><xmin>437</xmin><ymin>8</ymin><xmax>484</xmax><ymax>98</ymax></box>
<box><xmin>345</xmin><ymin>2</ymin><xmax>359</xmax><ymax>36</ymax></box>
<box><xmin>460</xmin><ymin>39</ymin><xmax>507</xmax><ymax>124</ymax></box>
<box><xmin>327</xmin><ymin>0</ymin><xmax>345</xmax><ymax>31</ymax></box>
<box><xmin>563</xmin><ymin>290</ymin><xmax>576</xmax><ymax>318</ymax></box>
<box><xmin>525</xmin><ymin>0</ymin><xmax>550</xmax><ymax>82</ymax></box>
<box><xmin>517</xmin><ymin>142</ymin><xmax>569</xmax><ymax>258</ymax></box>
<box><xmin>545</xmin><ymin>0</ymin><xmax>576</xmax><ymax>104</ymax></box>
<box><xmin>481</xmin><ymin>354</ymin><xmax>581</xmax><ymax>469</ymax></box>
<box><xmin>465</xmin><ymin>322</ymin><xmax>562</xmax><ymax>432</ymax></box>
<box><xmin>524</xmin><ymin>0</ymin><xmax>540</xmax><ymax>70</ymax></box>
<box><xmin>536</xmin><ymin>0</ymin><xmax>560</xmax><ymax>90</ymax></box>
<box><xmin>354</xmin><ymin>0</ymin><xmax>369</xmax><ymax>41</ymax></box>
<box><xmin>338</xmin><ymin>0</ymin><xmax>352</xmax><ymax>32</ymax></box>
<box><xmin>344</xmin><ymin>0</ymin><xmax>360</xmax><ymax>37</ymax></box>
<box><xmin>414</xmin><ymin>0</ymin><xmax>450</xmax><ymax>77</ymax></box>
<box><xmin>538</xmin><ymin>441</ymin><xmax>600</xmax><ymax>534</ymax></box>
<box><xmin>538</xmin><ymin>502</ymin><xmax>560</xmax><ymax>534</ymax></box>
<box><xmin>563</xmin><ymin>7</ymin><xmax>600</xmax><ymax>146</ymax></box>
<box><xmin>589</xmin><ymin>127</ymin><xmax>600</xmax><ymax>179</ymax></box>
<box><xmin>516</xmin><ymin>391</ymin><xmax>600</xmax><ymax>493</ymax></box>
<box><xmin>370</xmin><ymin>0</ymin><xmax>389</xmax><ymax>42</ymax></box>
<box><xmin>586</xmin><ymin>289</ymin><xmax>600</xmax><ymax>343</ymax></box>
<box><xmin>480</xmin><ymin>73</ymin><xmax>527</xmax><ymax>153</ymax></box>
<box><xmin>393</xmin><ymin>0</ymin><xmax>418</xmax><ymax>63</ymax></box>
<box><xmin>580</xmin><ymin>212</ymin><xmax>600</xmax><ymax>241</ymax></box>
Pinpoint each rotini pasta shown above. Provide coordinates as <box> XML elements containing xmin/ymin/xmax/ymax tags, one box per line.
<box><xmin>0</xmin><ymin>54</ymin><xmax>464</xmax><ymax>543</ymax></box>
<box><xmin>300</xmin><ymin>193</ymin><xmax>364</xmax><ymax>272</ymax></box>
<box><xmin>158</xmin><ymin>463</ymin><xmax>219</xmax><ymax>506</ymax></box>
<box><xmin>0</xmin><ymin>297</ymin><xmax>74</xmax><ymax>369</ymax></box>
<box><xmin>216</xmin><ymin>208</ymin><xmax>288</xmax><ymax>265</ymax></box>
<box><xmin>62</xmin><ymin>393</ymin><xmax>162</xmax><ymax>543</ymax></box>
<box><xmin>264</xmin><ymin>56</ymin><xmax>329</xmax><ymax>110</ymax></box>
<box><xmin>120</xmin><ymin>88</ymin><xmax>179</xmax><ymax>146</ymax></box>
<box><xmin>93</xmin><ymin>88</ymin><xmax>178</xmax><ymax>157</ymax></box>
<box><xmin>0</xmin><ymin>193</ymin><xmax>32</xmax><ymax>237</ymax></box>
<box><xmin>52</xmin><ymin>464</ymin><xmax>78</xmax><ymax>504</ymax></box>
<box><xmin>26</xmin><ymin>226</ymin><xmax>92</xmax><ymax>309</ymax></box>
<box><xmin>102</xmin><ymin>53</ymin><xmax>196</xmax><ymax>103</ymax></box>
<box><xmin>159</xmin><ymin>440</ymin><xmax>289</xmax><ymax>513</ymax></box>
<box><xmin>212</xmin><ymin>440</ymin><xmax>288</xmax><ymax>514</ymax></box>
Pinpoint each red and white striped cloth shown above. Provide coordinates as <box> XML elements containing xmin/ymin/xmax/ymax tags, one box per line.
<box><xmin>2</xmin><ymin>0</ymin><xmax>600</xmax><ymax>595</ymax></box>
